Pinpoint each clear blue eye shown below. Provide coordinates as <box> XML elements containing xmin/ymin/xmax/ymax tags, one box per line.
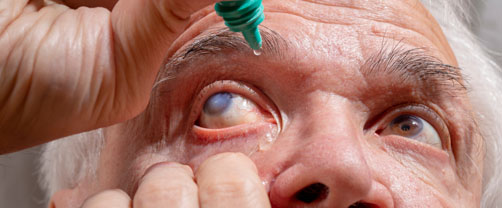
<box><xmin>381</xmin><ymin>114</ymin><xmax>442</xmax><ymax>148</ymax></box>
<box><xmin>203</xmin><ymin>92</ymin><xmax>233</xmax><ymax>115</ymax></box>
<box><xmin>198</xmin><ymin>91</ymin><xmax>269</xmax><ymax>129</ymax></box>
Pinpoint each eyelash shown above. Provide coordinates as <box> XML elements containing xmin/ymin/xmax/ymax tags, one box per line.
<box><xmin>372</xmin><ymin>104</ymin><xmax>451</xmax><ymax>151</ymax></box>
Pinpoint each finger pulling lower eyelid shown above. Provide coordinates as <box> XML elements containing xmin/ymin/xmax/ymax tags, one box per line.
<box><xmin>142</xmin><ymin>162</ymin><xmax>194</xmax><ymax>180</ymax></box>
<box><xmin>196</xmin><ymin>152</ymin><xmax>259</xmax><ymax>179</ymax></box>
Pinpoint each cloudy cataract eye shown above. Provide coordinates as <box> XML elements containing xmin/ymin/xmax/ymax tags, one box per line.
<box><xmin>203</xmin><ymin>92</ymin><xmax>233</xmax><ymax>115</ymax></box>
<box><xmin>197</xmin><ymin>92</ymin><xmax>266</xmax><ymax>129</ymax></box>
<box><xmin>381</xmin><ymin>114</ymin><xmax>442</xmax><ymax>148</ymax></box>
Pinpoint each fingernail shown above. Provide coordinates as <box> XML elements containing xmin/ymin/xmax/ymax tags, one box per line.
<box><xmin>142</xmin><ymin>161</ymin><xmax>175</xmax><ymax>178</ymax></box>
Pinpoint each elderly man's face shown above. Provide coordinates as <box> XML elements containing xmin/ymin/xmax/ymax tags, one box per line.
<box><xmin>66</xmin><ymin>0</ymin><xmax>483</xmax><ymax>207</ymax></box>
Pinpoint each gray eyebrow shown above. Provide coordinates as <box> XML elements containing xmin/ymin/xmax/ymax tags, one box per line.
<box><xmin>181</xmin><ymin>27</ymin><xmax>287</xmax><ymax>59</ymax></box>
<box><xmin>362</xmin><ymin>43</ymin><xmax>467</xmax><ymax>96</ymax></box>
<box><xmin>155</xmin><ymin>27</ymin><xmax>288</xmax><ymax>85</ymax></box>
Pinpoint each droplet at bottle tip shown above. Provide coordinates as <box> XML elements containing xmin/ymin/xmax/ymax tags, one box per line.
<box><xmin>215</xmin><ymin>0</ymin><xmax>265</xmax><ymax>53</ymax></box>
<box><xmin>253</xmin><ymin>48</ymin><xmax>262</xmax><ymax>56</ymax></box>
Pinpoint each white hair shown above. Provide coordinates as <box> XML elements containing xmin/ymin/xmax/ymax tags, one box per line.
<box><xmin>419</xmin><ymin>0</ymin><xmax>502</xmax><ymax>207</ymax></box>
<box><xmin>39</xmin><ymin>0</ymin><xmax>502</xmax><ymax>207</ymax></box>
<box><xmin>39</xmin><ymin>129</ymin><xmax>104</xmax><ymax>198</ymax></box>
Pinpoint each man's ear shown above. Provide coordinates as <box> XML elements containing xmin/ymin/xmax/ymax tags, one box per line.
<box><xmin>49</xmin><ymin>189</ymin><xmax>75</xmax><ymax>208</ymax></box>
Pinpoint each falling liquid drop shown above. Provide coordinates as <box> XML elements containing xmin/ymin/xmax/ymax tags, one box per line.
<box><xmin>253</xmin><ymin>48</ymin><xmax>262</xmax><ymax>56</ymax></box>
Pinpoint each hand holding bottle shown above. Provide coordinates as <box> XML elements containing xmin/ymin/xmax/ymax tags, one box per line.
<box><xmin>0</xmin><ymin>0</ymin><xmax>223</xmax><ymax>154</ymax></box>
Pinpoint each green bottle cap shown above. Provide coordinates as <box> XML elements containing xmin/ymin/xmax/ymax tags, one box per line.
<box><xmin>215</xmin><ymin>0</ymin><xmax>265</xmax><ymax>50</ymax></box>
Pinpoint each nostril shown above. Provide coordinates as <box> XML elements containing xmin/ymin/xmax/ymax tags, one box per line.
<box><xmin>294</xmin><ymin>183</ymin><xmax>329</xmax><ymax>203</ymax></box>
<box><xmin>349</xmin><ymin>202</ymin><xmax>379</xmax><ymax>208</ymax></box>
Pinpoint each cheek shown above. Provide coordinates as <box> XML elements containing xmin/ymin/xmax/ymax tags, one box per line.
<box><xmin>363</xmin><ymin>135</ymin><xmax>471</xmax><ymax>206</ymax></box>
<box><xmin>186</xmin><ymin>123</ymin><xmax>279</xmax><ymax>171</ymax></box>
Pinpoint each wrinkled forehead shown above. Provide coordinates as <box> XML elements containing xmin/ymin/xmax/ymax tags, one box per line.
<box><xmin>171</xmin><ymin>0</ymin><xmax>457</xmax><ymax>66</ymax></box>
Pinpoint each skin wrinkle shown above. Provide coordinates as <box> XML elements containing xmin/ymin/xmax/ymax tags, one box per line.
<box><xmin>369</xmin><ymin>139</ymin><xmax>455</xmax><ymax>206</ymax></box>
<box><xmin>158</xmin><ymin>28</ymin><xmax>466</xmax><ymax>103</ymax></box>
<box><xmin>448</xmin><ymin>112</ymin><xmax>481</xmax><ymax>191</ymax></box>
<box><xmin>262</xmin><ymin>11</ymin><xmax>354</xmax><ymax>26</ymax></box>
<box><xmin>175</xmin><ymin>1</ymin><xmax>445</xmax><ymax>56</ymax></box>
<box><xmin>365</xmin><ymin>147</ymin><xmax>404</xmax><ymax>205</ymax></box>
<box><xmin>42</xmin><ymin>9</ymin><xmax>87</xmax><ymax>125</ymax></box>
<box><xmin>0</xmin><ymin>36</ymin><xmax>24</xmax><ymax>113</ymax></box>
<box><xmin>89</xmin><ymin>24</ymin><xmax>108</xmax><ymax>123</ymax></box>
<box><xmin>299</xmin><ymin>0</ymin><xmax>369</xmax><ymax>10</ymax></box>
<box><xmin>1</xmin><ymin>5</ymin><xmax>61</xmax><ymax>114</ymax></box>
<box><xmin>362</xmin><ymin>43</ymin><xmax>466</xmax><ymax>93</ymax></box>
<box><xmin>384</xmin><ymin>138</ymin><xmax>447</xmax><ymax>188</ymax></box>
<box><xmin>0</xmin><ymin>0</ymin><xmax>28</xmax><ymax>36</ymax></box>
<box><xmin>22</xmin><ymin>12</ymin><xmax>54</xmax><ymax>123</ymax></box>
<box><xmin>261</xmin><ymin>0</ymin><xmax>456</xmax><ymax>63</ymax></box>
<box><xmin>451</xmin><ymin>115</ymin><xmax>483</xmax><ymax>190</ymax></box>
<box><xmin>21</xmin><ymin>7</ymin><xmax>68</xmax><ymax>116</ymax></box>
<box><xmin>168</xmin><ymin>1</ymin><xmax>444</xmax><ymax>60</ymax></box>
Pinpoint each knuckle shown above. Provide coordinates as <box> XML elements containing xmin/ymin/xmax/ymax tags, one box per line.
<box><xmin>207</xmin><ymin>152</ymin><xmax>251</xmax><ymax>164</ymax></box>
<box><xmin>143</xmin><ymin>162</ymin><xmax>193</xmax><ymax>179</ymax></box>
<box><xmin>201</xmin><ymin>152</ymin><xmax>257</xmax><ymax>172</ymax></box>
<box><xmin>134</xmin><ymin>179</ymin><xmax>197</xmax><ymax>205</ymax></box>
<box><xmin>82</xmin><ymin>189</ymin><xmax>130</xmax><ymax>207</ymax></box>
<box><xmin>204</xmin><ymin>177</ymin><xmax>258</xmax><ymax>197</ymax></box>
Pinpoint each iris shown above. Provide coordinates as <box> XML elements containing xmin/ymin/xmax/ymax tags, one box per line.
<box><xmin>390</xmin><ymin>115</ymin><xmax>424</xmax><ymax>138</ymax></box>
<box><xmin>203</xmin><ymin>92</ymin><xmax>233</xmax><ymax>115</ymax></box>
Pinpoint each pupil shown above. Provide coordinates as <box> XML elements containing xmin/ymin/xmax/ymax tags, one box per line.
<box><xmin>391</xmin><ymin>115</ymin><xmax>423</xmax><ymax>137</ymax></box>
<box><xmin>203</xmin><ymin>92</ymin><xmax>233</xmax><ymax>115</ymax></box>
<box><xmin>401</xmin><ymin>124</ymin><xmax>411</xmax><ymax>131</ymax></box>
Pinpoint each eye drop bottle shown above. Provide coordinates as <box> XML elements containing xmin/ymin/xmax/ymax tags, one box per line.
<box><xmin>215</xmin><ymin>0</ymin><xmax>265</xmax><ymax>51</ymax></box>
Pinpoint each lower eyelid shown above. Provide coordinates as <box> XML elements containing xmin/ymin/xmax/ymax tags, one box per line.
<box><xmin>193</xmin><ymin>121</ymin><xmax>275</xmax><ymax>143</ymax></box>
<box><xmin>379</xmin><ymin>135</ymin><xmax>451</xmax><ymax>164</ymax></box>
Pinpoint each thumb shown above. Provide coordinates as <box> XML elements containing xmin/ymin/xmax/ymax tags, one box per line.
<box><xmin>108</xmin><ymin>0</ymin><xmax>222</xmax><ymax>116</ymax></box>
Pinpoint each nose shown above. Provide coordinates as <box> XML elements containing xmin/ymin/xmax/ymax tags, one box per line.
<box><xmin>268</xmin><ymin>97</ymin><xmax>393</xmax><ymax>208</ymax></box>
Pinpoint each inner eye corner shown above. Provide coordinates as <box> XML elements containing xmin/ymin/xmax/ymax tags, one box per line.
<box><xmin>375</xmin><ymin>128</ymin><xmax>384</xmax><ymax>135</ymax></box>
<box><xmin>362</xmin><ymin>115</ymin><xmax>386</xmax><ymax>136</ymax></box>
